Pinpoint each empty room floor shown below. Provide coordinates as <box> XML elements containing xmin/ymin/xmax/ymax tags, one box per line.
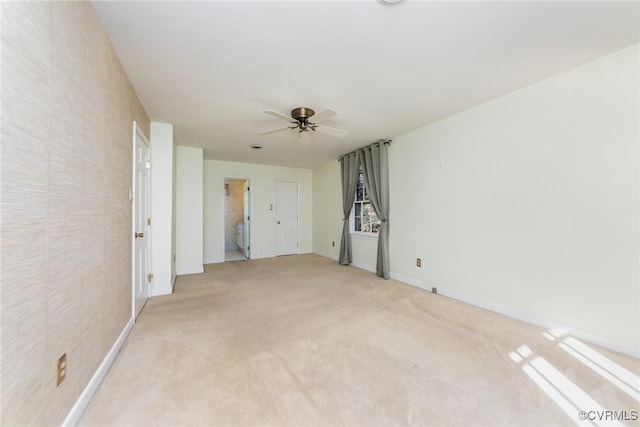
<box><xmin>80</xmin><ymin>254</ymin><xmax>639</xmax><ymax>426</ymax></box>
<box><xmin>225</xmin><ymin>248</ymin><xmax>247</xmax><ymax>262</ymax></box>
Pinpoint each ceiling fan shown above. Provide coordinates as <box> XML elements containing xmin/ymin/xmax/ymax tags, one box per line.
<box><xmin>260</xmin><ymin>107</ymin><xmax>348</xmax><ymax>145</ymax></box>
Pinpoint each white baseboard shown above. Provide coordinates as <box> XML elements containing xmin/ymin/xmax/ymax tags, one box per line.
<box><xmin>389</xmin><ymin>274</ymin><xmax>638</xmax><ymax>358</ymax></box>
<box><xmin>176</xmin><ymin>266</ymin><xmax>204</xmax><ymax>275</ymax></box>
<box><xmin>438</xmin><ymin>288</ymin><xmax>638</xmax><ymax>358</ymax></box>
<box><xmin>390</xmin><ymin>272</ymin><xmax>423</xmax><ymax>289</ymax></box>
<box><xmin>313</xmin><ymin>251</ymin><xmax>338</xmax><ymax>262</ymax></box>
<box><xmin>61</xmin><ymin>317</ymin><xmax>134</xmax><ymax>426</ymax></box>
<box><xmin>203</xmin><ymin>257</ymin><xmax>223</xmax><ymax>264</ymax></box>
<box><xmin>351</xmin><ymin>260</ymin><xmax>376</xmax><ymax>274</ymax></box>
<box><xmin>313</xmin><ymin>251</ymin><xmax>377</xmax><ymax>275</ymax></box>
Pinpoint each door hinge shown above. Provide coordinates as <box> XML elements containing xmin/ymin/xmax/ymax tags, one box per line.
<box><xmin>147</xmin><ymin>273</ymin><xmax>154</xmax><ymax>283</ymax></box>
<box><xmin>147</xmin><ymin>218</ymin><xmax>151</xmax><ymax>226</ymax></box>
<box><xmin>145</xmin><ymin>161</ymin><xmax>151</xmax><ymax>169</ymax></box>
<box><xmin>247</xmin><ymin>216</ymin><xmax>250</xmax><ymax>221</ymax></box>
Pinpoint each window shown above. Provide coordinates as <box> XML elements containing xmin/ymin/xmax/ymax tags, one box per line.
<box><xmin>352</xmin><ymin>172</ymin><xmax>381</xmax><ymax>235</ymax></box>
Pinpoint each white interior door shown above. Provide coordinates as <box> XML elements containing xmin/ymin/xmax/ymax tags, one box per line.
<box><xmin>133</xmin><ymin>124</ymin><xmax>151</xmax><ymax>318</ymax></box>
<box><xmin>243</xmin><ymin>181</ymin><xmax>250</xmax><ymax>258</ymax></box>
<box><xmin>276</xmin><ymin>181</ymin><xmax>298</xmax><ymax>256</ymax></box>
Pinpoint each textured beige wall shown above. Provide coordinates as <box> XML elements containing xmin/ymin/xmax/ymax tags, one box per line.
<box><xmin>1</xmin><ymin>2</ymin><xmax>150</xmax><ymax>425</ymax></box>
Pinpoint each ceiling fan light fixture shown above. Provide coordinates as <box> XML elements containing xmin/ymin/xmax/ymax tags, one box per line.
<box><xmin>299</xmin><ymin>130</ymin><xmax>311</xmax><ymax>146</ymax></box>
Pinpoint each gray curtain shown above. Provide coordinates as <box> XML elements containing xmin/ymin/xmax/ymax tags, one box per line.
<box><xmin>357</xmin><ymin>142</ymin><xmax>390</xmax><ymax>279</ymax></box>
<box><xmin>339</xmin><ymin>152</ymin><xmax>360</xmax><ymax>265</ymax></box>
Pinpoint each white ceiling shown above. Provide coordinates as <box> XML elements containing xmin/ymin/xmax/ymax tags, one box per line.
<box><xmin>92</xmin><ymin>1</ymin><xmax>639</xmax><ymax>169</ymax></box>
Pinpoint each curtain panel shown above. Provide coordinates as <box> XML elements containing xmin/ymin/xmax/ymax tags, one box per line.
<box><xmin>339</xmin><ymin>152</ymin><xmax>360</xmax><ymax>265</ymax></box>
<box><xmin>357</xmin><ymin>142</ymin><xmax>390</xmax><ymax>279</ymax></box>
<box><xmin>339</xmin><ymin>140</ymin><xmax>390</xmax><ymax>279</ymax></box>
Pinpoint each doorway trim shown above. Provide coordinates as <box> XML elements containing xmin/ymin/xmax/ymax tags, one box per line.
<box><xmin>131</xmin><ymin>121</ymin><xmax>152</xmax><ymax>320</ymax></box>
<box><xmin>222</xmin><ymin>176</ymin><xmax>252</xmax><ymax>261</ymax></box>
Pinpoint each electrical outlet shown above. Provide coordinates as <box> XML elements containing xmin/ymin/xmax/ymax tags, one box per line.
<box><xmin>57</xmin><ymin>353</ymin><xmax>67</xmax><ymax>386</ymax></box>
<box><xmin>432</xmin><ymin>287</ymin><xmax>438</xmax><ymax>294</ymax></box>
<box><xmin>416</xmin><ymin>258</ymin><xmax>421</xmax><ymax>267</ymax></box>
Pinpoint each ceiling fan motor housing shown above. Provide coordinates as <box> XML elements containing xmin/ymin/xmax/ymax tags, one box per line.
<box><xmin>291</xmin><ymin>107</ymin><xmax>315</xmax><ymax>131</ymax></box>
<box><xmin>291</xmin><ymin>107</ymin><xmax>315</xmax><ymax>122</ymax></box>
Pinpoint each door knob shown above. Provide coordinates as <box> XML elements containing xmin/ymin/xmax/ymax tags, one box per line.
<box><xmin>135</xmin><ymin>232</ymin><xmax>144</xmax><ymax>238</ymax></box>
<box><xmin>277</xmin><ymin>221</ymin><xmax>280</xmax><ymax>224</ymax></box>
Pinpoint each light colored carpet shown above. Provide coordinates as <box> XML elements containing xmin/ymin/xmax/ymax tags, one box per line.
<box><xmin>80</xmin><ymin>254</ymin><xmax>639</xmax><ymax>426</ymax></box>
<box><xmin>225</xmin><ymin>249</ymin><xmax>247</xmax><ymax>262</ymax></box>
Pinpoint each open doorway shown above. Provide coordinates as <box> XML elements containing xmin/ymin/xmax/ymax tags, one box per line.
<box><xmin>224</xmin><ymin>178</ymin><xmax>250</xmax><ymax>262</ymax></box>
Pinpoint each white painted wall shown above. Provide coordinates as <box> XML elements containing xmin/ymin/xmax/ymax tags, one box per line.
<box><xmin>312</xmin><ymin>161</ymin><xmax>342</xmax><ymax>260</ymax></box>
<box><xmin>150</xmin><ymin>122</ymin><xmax>175</xmax><ymax>295</ymax></box>
<box><xmin>312</xmin><ymin>161</ymin><xmax>379</xmax><ymax>272</ymax></box>
<box><xmin>204</xmin><ymin>160</ymin><xmax>312</xmax><ymax>263</ymax></box>
<box><xmin>172</xmin><ymin>142</ymin><xmax>177</xmax><ymax>284</ymax></box>
<box><xmin>313</xmin><ymin>44</ymin><xmax>639</xmax><ymax>355</ymax></box>
<box><xmin>176</xmin><ymin>146</ymin><xmax>204</xmax><ymax>275</ymax></box>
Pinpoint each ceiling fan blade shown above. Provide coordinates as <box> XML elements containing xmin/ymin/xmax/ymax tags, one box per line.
<box><xmin>310</xmin><ymin>108</ymin><xmax>337</xmax><ymax>123</ymax></box>
<box><xmin>264</xmin><ymin>110</ymin><xmax>295</xmax><ymax>123</ymax></box>
<box><xmin>315</xmin><ymin>125</ymin><xmax>348</xmax><ymax>138</ymax></box>
<box><xmin>259</xmin><ymin>126</ymin><xmax>291</xmax><ymax>135</ymax></box>
<box><xmin>299</xmin><ymin>131</ymin><xmax>311</xmax><ymax>146</ymax></box>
